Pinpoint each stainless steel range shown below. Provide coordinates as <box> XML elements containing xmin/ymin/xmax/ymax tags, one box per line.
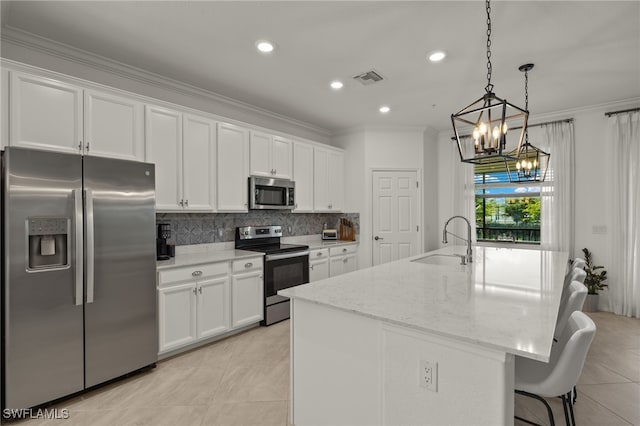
<box><xmin>235</xmin><ymin>226</ymin><xmax>309</xmax><ymax>325</ymax></box>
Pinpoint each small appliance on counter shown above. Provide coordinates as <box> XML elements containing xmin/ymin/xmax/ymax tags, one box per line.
<box><xmin>156</xmin><ymin>223</ymin><xmax>172</xmax><ymax>260</ymax></box>
<box><xmin>322</xmin><ymin>229</ymin><xmax>338</xmax><ymax>240</ymax></box>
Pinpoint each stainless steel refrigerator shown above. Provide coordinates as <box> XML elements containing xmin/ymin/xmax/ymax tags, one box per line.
<box><xmin>2</xmin><ymin>147</ymin><xmax>158</xmax><ymax>410</ymax></box>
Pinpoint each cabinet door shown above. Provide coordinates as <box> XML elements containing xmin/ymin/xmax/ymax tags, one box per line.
<box><xmin>10</xmin><ymin>72</ymin><xmax>82</xmax><ymax>154</ymax></box>
<box><xmin>197</xmin><ymin>276</ymin><xmax>230</xmax><ymax>339</ymax></box>
<box><xmin>217</xmin><ymin>123</ymin><xmax>249</xmax><ymax>212</ymax></box>
<box><xmin>310</xmin><ymin>258</ymin><xmax>329</xmax><ymax>282</ymax></box>
<box><xmin>1</xmin><ymin>68</ymin><xmax>8</xmax><ymax>150</ymax></box>
<box><xmin>183</xmin><ymin>114</ymin><xmax>216</xmax><ymax>211</ymax></box>
<box><xmin>329</xmin><ymin>256</ymin><xmax>344</xmax><ymax>277</ymax></box>
<box><xmin>249</xmin><ymin>131</ymin><xmax>272</xmax><ymax>177</ymax></box>
<box><xmin>313</xmin><ymin>147</ymin><xmax>330</xmax><ymax>212</ymax></box>
<box><xmin>158</xmin><ymin>282</ymin><xmax>197</xmax><ymax>353</ymax></box>
<box><xmin>231</xmin><ymin>270</ymin><xmax>263</xmax><ymax>328</ymax></box>
<box><xmin>145</xmin><ymin>105</ymin><xmax>183</xmax><ymax>211</ymax></box>
<box><xmin>292</xmin><ymin>141</ymin><xmax>314</xmax><ymax>212</ymax></box>
<box><xmin>271</xmin><ymin>136</ymin><xmax>292</xmax><ymax>179</ymax></box>
<box><xmin>343</xmin><ymin>254</ymin><xmax>358</xmax><ymax>274</ymax></box>
<box><xmin>84</xmin><ymin>90</ymin><xmax>144</xmax><ymax>161</ymax></box>
<box><xmin>327</xmin><ymin>150</ymin><xmax>344</xmax><ymax>212</ymax></box>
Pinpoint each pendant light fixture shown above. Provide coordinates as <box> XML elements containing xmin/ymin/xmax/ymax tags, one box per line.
<box><xmin>451</xmin><ymin>0</ymin><xmax>529</xmax><ymax>165</ymax></box>
<box><xmin>506</xmin><ymin>64</ymin><xmax>550</xmax><ymax>182</ymax></box>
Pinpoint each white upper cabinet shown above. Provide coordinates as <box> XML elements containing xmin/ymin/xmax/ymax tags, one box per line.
<box><xmin>314</xmin><ymin>146</ymin><xmax>344</xmax><ymax>212</ymax></box>
<box><xmin>292</xmin><ymin>141</ymin><xmax>314</xmax><ymax>212</ymax></box>
<box><xmin>146</xmin><ymin>107</ymin><xmax>216</xmax><ymax>212</ymax></box>
<box><xmin>217</xmin><ymin>122</ymin><xmax>249</xmax><ymax>212</ymax></box>
<box><xmin>84</xmin><ymin>89</ymin><xmax>144</xmax><ymax>161</ymax></box>
<box><xmin>145</xmin><ymin>105</ymin><xmax>183</xmax><ymax>211</ymax></box>
<box><xmin>9</xmin><ymin>71</ymin><xmax>144</xmax><ymax>160</ymax></box>
<box><xmin>249</xmin><ymin>131</ymin><xmax>292</xmax><ymax>179</ymax></box>
<box><xmin>182</xmin><ymin>113</ymin><xmax>216</xmax><ymax>211</ymax></box>
<box><xmin>1</xmin><ymin>68</ymin><xmax>9</xmax><ymax>150</ymax></box>
<box><xmin>10</xmin><ymin>72</ymin><xmax>83</xmax><ymax>154</ymax></box>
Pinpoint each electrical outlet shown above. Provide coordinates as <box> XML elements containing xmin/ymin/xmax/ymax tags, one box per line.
<box><xmin>419</xmin><ymin>360</ymin><xmax>438</xmax><ymax>392</ymax></box>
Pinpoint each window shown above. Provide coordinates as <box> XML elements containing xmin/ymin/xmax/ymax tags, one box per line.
<box><xmin>475</xmin><ymin>167</ymin><xmax>541</xmax><ymax>244</ymax></box>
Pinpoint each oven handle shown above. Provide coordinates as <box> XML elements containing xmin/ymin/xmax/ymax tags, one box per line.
<box><xmin>265</xmin><ymin>251</ymin><xmax>310</xmax><ymax>262</ymax></box>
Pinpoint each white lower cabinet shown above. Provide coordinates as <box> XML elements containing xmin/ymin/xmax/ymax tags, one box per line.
<box><xmin>231</xmin><ymin>258</ymin><xmax>264</xmax><ymax>328</ymax></box>
<box><xmin>309</xmin><ymin>248</ymin><xmax>330</xmax><ymax>282</ymax></box>
<box><xmin>328</xmin><ymin>244</ymin><xmax>359</xmax><ymax>277</ymax></box>
<box><xmin>158</xmin><ymin>256</ymin><xmax>263</xmax><ymax>355</ymax></box>
<box><xmin>158</xmin><ymin>262</ymin><xmax>230</xmax><ymax>354</ymax></box>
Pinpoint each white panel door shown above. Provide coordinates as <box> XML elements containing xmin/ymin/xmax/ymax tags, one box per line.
<box><xmin>10</xmin><ymin>72</ymin><xmax>82</xmax><ymax>154</ymax></box>
<box><xmin>272</xmin><ymin>136</ymin><xmax>292</xmax><ymax>179</ymax></box>
<box><xmin>372</xmin><ymin>170</ymin><xmax>420</xmax><ymax>266</ymax></box>
<box><xmin>183</xmin><ymin>114</ymin><xmax>216</xmax><ymax>211</ymax></box>
<box><xmin>231</xmin><ymin>270</ymin><xmax>264</xmax><ymax>328</ymax></box>
<box><xmin>249</xmin><ymin>131</ymin><xmax>272</xmax><ymax>177</ymax></box>
<box><xmin>84</xmin><ymin>90</ymin><xmax>144</xmax><ymax>160</ymax></box>
<box><xmin>293</xmin><ymin>141</ymin><xmax>314</xmax><ymax>212</ymax></box>
<box><xmin>145</xmin><ymin>105</ymin><xmax>182</xmax><ymax>211</ymax></box>
<box><xmin>158</xmin><ymin>282</ymin><xmax>198</xmax><ymax>353</ymax></box>
<box><xmin>197</xmin><ymin>276</ymin><xmax>229</xmax><ymax>339</ymax></box>
<box><xmin>217</xmin><ymin>123</ymin><xmax>249</xmax><ymax>212</ymax></box>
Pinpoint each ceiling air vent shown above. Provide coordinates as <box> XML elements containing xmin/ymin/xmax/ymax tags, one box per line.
<box><xmin>353</xmin><ymin>70</ymin><xmax>384</xmax><ymax>86</ymax></box>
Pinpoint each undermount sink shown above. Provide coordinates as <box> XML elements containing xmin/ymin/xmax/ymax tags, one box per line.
<box><xmin>411</xmin><ymin>253</ymin><xmax>467</xmax><ymax>266</ymax></box>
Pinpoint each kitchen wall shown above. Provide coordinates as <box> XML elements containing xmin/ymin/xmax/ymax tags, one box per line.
<box><xmin>333</xmin><ymin>127</ymin><xmax>435</xmax><ymax>268</ymax></box>
<box><xmin>156</xmin><ymin>212</ymin><xmax>359</xmax><ymax>246</ymax></box>
<box><xmin>436</xmin><ymin>98</ymin><xmax>640</xmax><ymax>312</ymax></box>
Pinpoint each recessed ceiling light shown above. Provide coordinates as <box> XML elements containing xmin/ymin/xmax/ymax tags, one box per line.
<box><xmin>330</xmin><ymin>81</ymin><xmax>344</xmax><ymax>90</ymax></box>
<box><xmin>379</xmin><ymin>106</ymin><xmax>390</xmax><ymax>114</ymax></box>
<box><xmin>428</xmin><ymin>50</ymin><xmax>446</xmax><ymax>62</ymax></box>
<box><xmin>256</xmin><ymin>40</ymin><xmax>275</xmax><ymax>53</ymax></box>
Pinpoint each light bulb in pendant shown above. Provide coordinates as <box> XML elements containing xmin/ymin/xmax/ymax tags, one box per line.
<box><xmin>479</xmin><ymin>122</ymin><xmax>488</xmax><ymax>135</ymax></box>
<box><xmin>502</xmin><ymin>123</ymin><xmax>508</xmax><ymax>134</ymax></box>
<box><xmin>492</xmin><ymin>126</ymin><xmax>500</xmax><ymax>140</ymax></box>
<box><xmin>516</xmin><ymin>161</ymin><xmax>521</xmax><ymax>170</ymax></box>
<box><xmin>473</xmin><ymin>128</ymin><xmax>480</xmax><ymax>141</ymax></box>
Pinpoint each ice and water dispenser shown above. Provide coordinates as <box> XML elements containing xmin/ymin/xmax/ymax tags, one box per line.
<box><xmin>27</xmin><ymin>217</ymin><xmax>70</xmax><ymax>270</ymax></box>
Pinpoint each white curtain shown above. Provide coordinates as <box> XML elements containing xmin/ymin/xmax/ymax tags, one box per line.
<box><xmin>451</xmin><ymin>137</ymin><xmax>476</xmax><ymax>243</ymax></box>
<box><xmin>539</xmin><ymin>121</ymin><xmax>575</xmax><ymax>253</ymax></box>
<box><xmin>608</xmin><ymin>111</ymin><xmax>640</xmax><ymax>318</ymax></box>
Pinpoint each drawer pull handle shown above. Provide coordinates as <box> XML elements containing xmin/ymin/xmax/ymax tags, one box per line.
<box><xmin>245</xmin><ymin>262</ymin><xmax>253</xmax><ymax>268</ymax></box>
<box><xmin>192</xmin><ymin>271</ymin><xmax>202</xmax><ymax>277</ymax></box>
<box><xmin>342</xmin><ymin>248</ymin><xmax>347</xmax><ymax>252</ymax></box>
<box><xmin>317</xmin><ymin>252</ymin><xmax>323</xmax><ymax>256</ymax></box>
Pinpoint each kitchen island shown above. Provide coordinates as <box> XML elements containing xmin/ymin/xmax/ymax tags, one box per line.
<box><xmin>279</xmin><ymin>245</ymin><xmax>568</xmax><ymax>426</ymax></box>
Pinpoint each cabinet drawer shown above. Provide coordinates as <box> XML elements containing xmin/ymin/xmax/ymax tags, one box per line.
<box><xmin>159</xmin><ymin>262</ymin><xmax>229</xmax><ymax>286</ymax></box>
<box><xmin>310</xmin><ymin>248</ymin><xmax>329</xmax><ymax>259</ymax></box>
<box><xmin>232</xmin><ymin>257</ymin><xmax>263</xmax><ymax>273</ymax></box>
<box><xmin>329</xmin><ymin>245</ymin><xmax>357</xmax><ymax>256</ymax></box>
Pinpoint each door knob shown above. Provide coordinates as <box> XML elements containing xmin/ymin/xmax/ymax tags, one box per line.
<box><xmin>374</xmin><ymin>236</ymin><xmax>384</xmax><ymax>241</ymax></box>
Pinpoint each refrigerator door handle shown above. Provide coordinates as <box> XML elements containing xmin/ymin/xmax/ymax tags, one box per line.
<box><xmin>73</xmin><ymin>189</ymin><xmax>84</xmax><ymax>306</ymax></box>
<box><xmin>85</xmin><ymin>189</ymin><xmax>95</xmax><ymax>304</ymax></box>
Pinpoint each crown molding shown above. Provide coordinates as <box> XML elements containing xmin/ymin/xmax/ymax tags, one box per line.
<box><xmin>0</xmin><ymin>26</ymin><xmax>332</xmax><ymax>138</ymax></box>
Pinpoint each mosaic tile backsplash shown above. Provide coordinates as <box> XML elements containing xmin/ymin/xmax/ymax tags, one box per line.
<box><xmin>156</xmin><ymin>211</ymin><xmax>359</xmax><ymax>245</ymax></box>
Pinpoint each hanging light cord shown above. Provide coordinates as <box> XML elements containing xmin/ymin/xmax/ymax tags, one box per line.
<box><xmin>485</xmin><ymin>0</ymin><xmax>494</xmax><ymax>93</ymax></box>
<box><xmin>524</xmin><ymin>68</ymin><xmax>529</xmax><ymax>145</ymax></box>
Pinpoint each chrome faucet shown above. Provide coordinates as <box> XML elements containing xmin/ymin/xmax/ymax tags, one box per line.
<box><xmin>442</xmin><ymin>216</ymin><xmax>473</xmax><ymax>263</ymax></box>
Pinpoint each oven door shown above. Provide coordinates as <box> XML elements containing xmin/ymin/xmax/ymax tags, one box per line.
<box><xmin>264</xmin><ymin>251</ymin><xmax>309</xmax><ymax>305</ymax></box>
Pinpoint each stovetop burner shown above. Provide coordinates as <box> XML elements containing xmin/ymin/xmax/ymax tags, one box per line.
<box><xmin>234</xmin><ymin>225</ymin><xmax>308</xmax><ymax>254</ymax></box>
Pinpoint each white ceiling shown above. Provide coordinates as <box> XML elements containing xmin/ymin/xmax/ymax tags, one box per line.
<box><xmin>2</xmin><ymin>1</ymin><xmax>639</xmax><ymax>134</ymax></box>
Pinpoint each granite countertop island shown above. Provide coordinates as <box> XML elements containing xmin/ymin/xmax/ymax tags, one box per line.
<box><xmin>280</xmin><ymin>245</ymin><xmax>568</xmax><ymax>426</ymax></box>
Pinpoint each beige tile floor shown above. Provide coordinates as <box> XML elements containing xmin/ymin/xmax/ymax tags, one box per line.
<box><xmin>8</xmin><ymin>312</ymin><xmax>639</xmax><ymax>426</ymax></box>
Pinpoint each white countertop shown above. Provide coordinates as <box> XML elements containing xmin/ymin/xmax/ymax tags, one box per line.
<box><xmin>280</xmin><ymin>245</ymin><xmax>568</xmax><ymax>362</ymax></box>
<box><xmin>282</xmin><ymin>235</ymin><xmax>358</xmax><ymax>250</ymax></box>
<box><xmin>156</xmin><ymin>245</ymin><xmax>260</xmax><ymax>270</ymax></box>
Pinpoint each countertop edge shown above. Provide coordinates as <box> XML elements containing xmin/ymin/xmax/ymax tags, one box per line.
<box><xmin>156</xmin><ymin>249</ymin><xmax>261</xmax><ymax>271</ymax></box>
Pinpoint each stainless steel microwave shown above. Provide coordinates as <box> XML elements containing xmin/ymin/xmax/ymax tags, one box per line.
<box><xmin>249</xmin><ymin>176</ymin><xmax>295</xmax><ymax>210</ymax></box>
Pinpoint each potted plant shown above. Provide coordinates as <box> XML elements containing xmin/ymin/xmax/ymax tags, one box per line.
<box><xmin>581</xmin><ymin>247</ymin><xmax>608</xmax><ymax>312</ymax></box>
